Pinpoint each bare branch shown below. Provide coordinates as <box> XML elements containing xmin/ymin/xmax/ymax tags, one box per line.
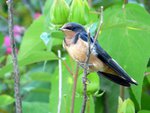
<box><xmin>124</xmin><ymin>0</ymin><xmax>128</xmax><ymax>4</ymax></box>
<box><xmin>6</xmin><ymin>0</ymin><xmax>22</xmax><ymax>113</ymax></box>
<box><xmin>57</xmin><ymin>50</ymin><xmax>62</xmax><ymax>113</ymax></box>
<box><xmin>70</xmin><ymin>63</ymin><xmax>79</xmax><ymax>113</ymax></box>
<box><xmin>80</xmin><ymin>6</ymin><xmax>104</xmax><ymax>113</ymax></box>
<box><xmin>62</xmin><ymin>60</ymin><xmax>74</xmax><ymax>76</ymax></box>
<box><xmin>80</xmin><ymin>30</ymin><xmax>91</xmax><ymax>113</ymax></box>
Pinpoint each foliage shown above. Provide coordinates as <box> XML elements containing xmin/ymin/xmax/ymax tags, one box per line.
<box><xmin>0</xmin><ymin>0</ymin><xmax>150</xmax><ymax>113</ymax></box>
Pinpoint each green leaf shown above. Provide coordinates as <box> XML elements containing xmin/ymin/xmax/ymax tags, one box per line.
<box><xmin>19</xmin><ymin>16</ymin><xmax>46</xmax><ymax>59</ymax></box>
<box><xmin>0</xmin><ymin>33</ymin><xmax>3</xmax><ymax>46</ymax></box>
<box><xmin>49</xmin><ymin>55</ymin><xmax>95</xmax><ymax>113</ymax></box>
<box><xmin>100</xmin><ymin>79</ymin><xmax>120</xmax><ymax>113</ymax></box>
<box><xmin>23</xmin><ymin>102</ymin><xmax>49</xmax><ymax>113</ymax></box>
<box><xmin>30</xmin><ymin>72</ymin><xmax>51</xmax><ymax>82</ymax></box>
<box><xmin>0</xmin><ymin>95</ymin><xmax>14</xmax><ymax>106</ymax></box>
<box><xmin>0</xmin><ymin>51</ymin><xmax>57</xmax><ymax>76</ymax></box>
<box><xmin>138</xmin><ymin>110</ymin><xmax>150</xmax><ymax>113</ymax></box>
<box><xmin>141</xmin><ymin>92</ymin><xmax>150</xmax><ymax>110</ymax></box>
<box><xmin>145</xmin><ymin>67</ymin><xmax>150</xmax><ymax>83</ymax></box>
<box><xmin>22</xmin><ymin>81</ymin><xmax>50</xmax><ymax>102</ymax></box>
<box><xmin>77</xmin><ymin>73</ymin><xmax>100</xmax><ymax>95</ymax></box>
<box><xmin>50</xmin><ymin>30</ymin><xmax>64</xmax><ymax>39</ymax></box>
<box><xmin>49</xmin><ymin>62</ymin><xmax>73</xmax><ymax>113</ymax></box>
<box><xmin>40</xmin><ymin>32</ymin><xmax>50</xmax><ymax>45</ymax></box>
<box><xmin>43</xmin><ymin>0</ymin><xmax>53</xmax><ymax>16</ymax></box>
<box><xmin>100</xmin><ymin>3</ymin><xmax>150</xmax><ymax>108</ymax></box>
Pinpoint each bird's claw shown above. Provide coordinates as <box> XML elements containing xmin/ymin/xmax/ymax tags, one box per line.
<box><xmin>77</xmin><ymin>62</ymin><xmax>93</xmax><ymax>69</ymax></box>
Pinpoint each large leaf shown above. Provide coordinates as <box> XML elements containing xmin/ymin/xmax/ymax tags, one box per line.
<box><xmin>138</xmin><ymin>110</ymin><xmax>150</xmax><ymax>113</ymax></box>
<box><xmin>19</xmin><ymin>16</ymin><xmax>46</xmax><ymax>58</ymax></box>
<box><xmin>0</xmin><ymin>95</ymin><xmax>14</xmax><ymax>106</ymax></box>
<box><xmin>0</xmin><ymin>51</ymin><xmax>57</xmax><ymax>76</ymax></box>
<box><xmin>23</xmin><ymin>102</ymin><xmax>49</xmax><ymax>113</ymax></box>
<box><xmin>77</xmin><ymin>73</ymin><xmax>99</xmax><ymax>95</ymax></box>
<box><xmin>99</xmin><ymin>4</ymin><xmax>150</xmax><ymax>108</ymax></box>
<box><xmin>30</xmin><ymin>72</ymin><xmax>51</xmax><ymax>82</ymax></box>
<box><xmin>22</xmin><ymin>81</ymin><xmax>50</xmax><ymax>102</ymax></box>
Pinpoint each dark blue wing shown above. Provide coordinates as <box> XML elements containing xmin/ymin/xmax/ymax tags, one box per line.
<box><xmin>75</xmin><ymin>31</ymin><xmax>137</xmax><ymax>85</ymax></box>
<box><xmin>72</xmin><ymin>31</ymin><xmax>94</xmax><ymax>44</ymax></box>
<box><xmin>95</xmin><ymin>42</ymin><xmax>137</xmax><ymax>85</ymax></box>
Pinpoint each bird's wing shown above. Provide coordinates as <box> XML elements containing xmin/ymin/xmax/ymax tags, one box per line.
<box><xmin>95</xmin><ymin>41</ymin><xmax>137</xmax><ymax>85</ymax></box>
<box><xmin>97</xmin><ymin>72</ymin><xmax>131</xmax><ymax>87</ymax></box>
<box><xmin>72</xmin><ymin>32</ymin><xmax>94</xmax><ymax>44</ymax></box>
<box><xmin>77</xmin><ymin>32</ymin><xmax>137</xmax><ymax>85</ymax></box>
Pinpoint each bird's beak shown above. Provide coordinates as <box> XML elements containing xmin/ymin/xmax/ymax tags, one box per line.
<box><xmin>59</xmin><ymin>28</ymin><xmax>64</xmax><ymax>31</ymax></box>
<box><xmin>59</xmin><ymin>27</ymin><xmax>69</xmax><ymax>32</ymax></box>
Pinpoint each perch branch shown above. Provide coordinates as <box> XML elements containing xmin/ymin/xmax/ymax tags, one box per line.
<box><xmin>57</xmin><ymin>50</ymin><xmax>62</xmax><ymax>113</ymax></box>
<box><xmin>80</xmin><ymin>30</ymin><xmax>91</xmax><ymax>113</ymax></box>
<box><xmin>70</xmin><ymin>63</ymin><xmax>79</xmax><ymax>113</ymax></box>
<box><xmin>6</xmin><ymin>0</ymin><xmax>22</xmax><ymax>113</ymax></box>
<box><xmin>80</xmin><ymin>6</ymin><xmax>104</xmax><ymax>113</ymax></box>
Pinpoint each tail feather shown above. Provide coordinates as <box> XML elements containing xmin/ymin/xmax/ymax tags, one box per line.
<box><xmin>97</xmin><ymin>71</ymin><xmax>135</xmax><ymax>87</ymax></box>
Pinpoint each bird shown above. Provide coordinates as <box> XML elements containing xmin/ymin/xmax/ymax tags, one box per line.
<box><xmin>60</xmin><ymin>22</ymin><xmax>137</xmax><ymax>87</ymax></box>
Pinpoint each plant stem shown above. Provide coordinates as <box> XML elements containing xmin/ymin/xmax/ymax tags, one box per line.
<box><xmin>6</xmin><ymin>0</ymin><xmax>22</xmax><ymax>113</ymax></box>
<box><xmin>124</xmin><ymin>0</ymin><xmax>128</xmax><ymax>4</ymax></box>
<box><xmin>120</xmin><ymin>86</ymin><xmax>124</xmax><ymax>100</ymax></box>
<box><xmin>57</xmin><ymin>50</ymin><xmax>62</xmax><ymax>113</ymax></box>
<box><xmin>70</xmin><ymin>63</ymin><xmax>79</xmax><ymax>113</ymax></box>
<box><xmin>63</xmin><ymin>60</ymin><xmax>74</xmax><ymax>76</ymax></box>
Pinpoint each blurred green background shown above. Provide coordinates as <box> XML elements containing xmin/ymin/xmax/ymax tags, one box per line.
<box><xmin>0</xmin><ymin>0</ymin><xmax>150</xmax><ymax>113</ymax></box>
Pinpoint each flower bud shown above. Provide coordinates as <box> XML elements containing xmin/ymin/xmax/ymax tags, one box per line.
<box><xmin>118</xmin><ymin>97</ymin><xmax>135</xmax><ymax>113</ymax></box>
<box><xmin>50</xmin><ymin>0</ymin><xmax>69</xmax><ymax>24</ymax></box>
<box><xmin>69</xmin><ymin>0</ymin><xmax>86</xmax><ymax>25</ymax></box>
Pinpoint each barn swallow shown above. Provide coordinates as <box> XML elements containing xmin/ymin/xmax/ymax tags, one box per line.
<box><xmin>60</xmin><ymin>22</ymin><xmax>137</xmax><ymax>87</ymax></box>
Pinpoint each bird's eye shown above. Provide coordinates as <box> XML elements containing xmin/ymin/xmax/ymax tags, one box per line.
<box><xmin>65</xmin><ymin>26</ymin><xmax>72</xmax><ymax>30</ymax></box>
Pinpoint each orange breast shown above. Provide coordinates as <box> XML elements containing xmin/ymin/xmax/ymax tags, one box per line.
<box><xmin>64</xmin><ymin>38</ymin><xmax>108</xmax><ymax>72</ymax></box>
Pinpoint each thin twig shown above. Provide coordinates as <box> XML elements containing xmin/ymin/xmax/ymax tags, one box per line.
<box><xmin>124</xmin><ymin>0</ymin><xmax>128</xmax><ymax>4</ymax></box>
<box><xmin>62</xmin><ymin>60</ymin><xmax>74</xmax><ymax>76</ymax></box>
<box><xmin>94</xmin><ymin>6</ymin><xmax>103</xmax><ymax>43</ymax></box>
<box><xmin>80</xmin><ymin>6</ymin><xmax>104</xmax><ymax>113</ymax></box>
<box><xmin>80</xmin><ymin>30</ymin><xmax>91</xmax><ymax>113</ymax></box>
<box><xmin>57</xmin><ymin>50</ymin><xmax>62</xmax><ymax>113</ymax></box>
<box><xmin>119</xmin><ymin>86</ymin><xmax>124</xmax><ymax>100</ymax></box>
<box><xmin>70</xmin><ymin>63</ymin><xmax>79</xmax><ymax>113</ymax></box>
<box><xmin>6</xmin><ymin>0</ymin><xmax>22</xmax><ymax>113</ymax></box>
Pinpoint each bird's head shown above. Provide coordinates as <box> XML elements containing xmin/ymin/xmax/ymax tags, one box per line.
<box><xmin>60</xmin><ymin>22</ymin><xmax>86</xmax><ymax>39</ymax></box>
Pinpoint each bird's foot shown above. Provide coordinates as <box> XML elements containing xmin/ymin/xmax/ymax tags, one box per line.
<box><xmin>77</xmin><ymin>62</ymin><xmax>93</xmax><ymax>69</ymax></box>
